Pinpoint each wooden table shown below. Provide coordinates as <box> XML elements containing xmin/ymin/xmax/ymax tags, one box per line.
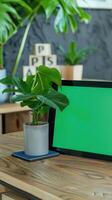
<box><xmin>0</xmin><ymin>132</ymin><xmax>112</xmax><ymax>200</ymax></box>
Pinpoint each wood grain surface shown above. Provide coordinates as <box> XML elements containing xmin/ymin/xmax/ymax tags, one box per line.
<box><xmin>0</xmin><ymin>132</ymin><xmax>112</xmax><ymax>200</ymax></box>
<box><xmin>2</xmin><ymin>191</ymin><xmax>27</xmax><ymax>200</ymax></box>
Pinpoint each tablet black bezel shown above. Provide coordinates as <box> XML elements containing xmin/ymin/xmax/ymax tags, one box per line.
<box><xmin>49</xmin><ymin>80</ymin><xmax>112</xmax><ymax>161</ymax></box>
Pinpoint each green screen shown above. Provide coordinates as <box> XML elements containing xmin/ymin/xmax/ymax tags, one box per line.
<box><xmin>53</xmin><ymin>86</ymin><xmax>112</xmax><ymax>155</ymax></box>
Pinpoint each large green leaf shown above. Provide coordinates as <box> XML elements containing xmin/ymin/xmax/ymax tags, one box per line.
<box><xmin>31</xmin><ymin>75</ymin><xmax>49</xmax><ymax>94</ymax></box>
<box><xmin>2</xmin><ymin>88</ymin><xmax>19</xmax><ymax>94</ymax></box>
<box><xmin>0</xmin><ymin>9</ymin><xmax>17</xmax><ymax>43</ymax></box>
<box><xmin>37</xmin><ymin>88</ymin><xmax>69</xmax><ymax>111</ymax></box>
<box><xmin>31</xmin><ymin>66</ymin><xmax>61</xmax><ymax>95</ymax></box>
<box><xmin>0</xmin><ymin>0</ymin><xmax>32</xmax><ymax>44</ymax></box>
<box><xmin>76</xmin><ymin>7</ymin><xmax>91</xmax><ymax>23</ymax></box>
<box><xmin>1</xmin><ymin>0</ymin><xmax>32</xmax><ymax>12</ymax></box>
<box><xmin>54</xmin><ymin>6</ymin><xmax>68</xmax><ymax>32</ymax></box>
<box><xmin>11</xmin><ymin>93</ymin><xmax>36</xmax><ymax>102</ymax></box>
<box><xmin>68</xmin><ymin>15</ymin><xmax>77</xmax><ymax>32</ymax></box>
<box><xmin>21</xmin><ymin>100</ymin><xmax>41</xmax><ymax>110</ymax></box>
<box><xmin>40</xmin><ymin>0</ymin><xmax>58</xmax><ymax>18</ymax></box>
<box><xmin>39</xmin><ymin>0</ymin><xmax>91</xmax><ymax>33</ymax></box>
<box><xmin>0</xmin><ymin>76</ymin><xmax>29</xmax><ymax>93</ymax></box>
<box><xmin>0</xmin><ymin>76</ymin><xmax>14</xmax><ymax>85</ymax></box>
<box><xmin>37</xmin><ymin>66</ymin><xmax>62</xmax><ymax>86</ymax></box>
<box><xmin>25</xmin><ymin>75</ymin><xmax>34</xmax><ymax>92</ymax></box>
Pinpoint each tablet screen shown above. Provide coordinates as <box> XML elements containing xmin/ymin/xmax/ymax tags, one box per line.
<box><xmin>53</xmin><ymin>85</ymin><xmax>112</xmax><ymax>156</ymax></box>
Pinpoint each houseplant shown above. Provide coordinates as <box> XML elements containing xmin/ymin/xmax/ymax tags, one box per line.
<box><xmin>0</xmin><ymin>0</ymin><xmax>32</xmax><ymax>103</ymax></box>
<box><xmin>59</xmin><ymin>41</ymin><xmax>92</xmax><ymax>80</ymax></box>
<box><xmin>12</xmin><ymin>0</ymin><xmax>91</xmax><ymax>76</ymax></box>
<box><xmin>0</xmin><ymin>65</ymin><xmax>69</xmax><ymax>156</ymax></box>
<box><xmin>0</xmin><ymin>0</ymin><xmax>91</xmax><ymax>102</ymax></box>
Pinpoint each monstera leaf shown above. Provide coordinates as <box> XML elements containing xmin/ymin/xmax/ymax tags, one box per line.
<box><xmin>40</xmin><ymin>0</ymin><xmax>91</xmax><ymax>32</ymax></box>
<box><xmin>20</xmin><ymin>0</ymin><xmax>91</xmax><ymax>34</ymax></box>
<box><xmin>0</xmin><ymin>0</ymin><xmax>32</xmax><ymax>44</ymax></box>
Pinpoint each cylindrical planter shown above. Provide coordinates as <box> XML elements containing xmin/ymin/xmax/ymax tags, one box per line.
<box><xmin>0</xmin><ymin>69</ymin><xmax>8</xmax><ymax>103</ymax></box>
<box><xmin>61</xmin><ymin>65</ymin><xmax>83</xmax><ymax>80</ymax></box>
<box><xmin>24</xmin><ymin>123</ymin><xmax>49</xmax><ymax>156</ymax></box>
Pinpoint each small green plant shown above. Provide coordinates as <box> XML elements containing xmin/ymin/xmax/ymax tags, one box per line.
<box><xmin>0</xmin><ymin>66</ymin><xmax>69</xmax><ymax>125</ymax></box>
<box><xmin>60</xmin><ymin>41</ymin><xmax>92</xmax><ymax>65</ymax></box>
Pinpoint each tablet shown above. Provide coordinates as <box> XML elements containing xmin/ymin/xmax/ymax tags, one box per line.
<box><xmin>49</xmin><ymin>80</ymin><xmax>112</xmax><ymax>160</ymax></box>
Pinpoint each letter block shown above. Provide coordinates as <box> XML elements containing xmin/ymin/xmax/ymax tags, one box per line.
<box><xmin>23</xmin><ymin>66</ymin><xmax>36</xmax><ymax>80</ymax></box>
<box><xmin>35</xmin><ymin>43</ymin><xmax>51</xmax><ymax>55</ymax></box>
<box><xmin>29</xmin><ymin>55</ymin><xmax>43</xmax><ymax>66</ymax></box>
<box><xmin>45</xmin><ymin>55</ymin><xmax>57</xmax><ymax>66</ymax></box>
<box><xmin>29</xmin><ymin>55</ymin><xmax>57</xmax><ymax>67</ymax></box>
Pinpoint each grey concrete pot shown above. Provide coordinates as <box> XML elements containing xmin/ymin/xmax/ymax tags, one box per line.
<box><xmin>24</xmin><ymin>123</ymin><xmax>49</xmax><ymax>156</ymax></box>
<box><xmin>0</xmin><ymin>69</ymin><xmax>8</xmax><ymax>103</ymax></box>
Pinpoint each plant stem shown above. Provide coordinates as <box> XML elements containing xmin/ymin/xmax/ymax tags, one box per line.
<box><xmin>0</xmin><ymin>44</ymin><xmax>4</xmax><ymax>69</ymax></box>
<box><xmin>12</xmin><ymin>14</ymin><xmax>35</xmax><ymax>76</ymax></box>
<box><xmin>12</xmin><ymin>3</ymin><xmax>41</xmax><ymax>76</ymax></box>
<box><xmin>32</xmin><ymin>111</ymin><xmax>38</xmax><ymax>125</ymax></box>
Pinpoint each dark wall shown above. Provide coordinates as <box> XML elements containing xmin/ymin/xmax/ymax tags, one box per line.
<box><xmin>4</xmin><ymin>10</ymin><xmax>112</xmax><ymax>80</ymax></box>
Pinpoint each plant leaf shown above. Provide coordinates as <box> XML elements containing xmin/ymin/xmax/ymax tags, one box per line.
<box><xmin>2</xmin><ymin>88</ymin><xmax>19</xmax><ymax>94</ymax></box>
<box><xmin>0</xmin><ymin>76</ymin><xmax>14</xmax><ymax>85</ymax></box>
<box><xmin>41</xmin><ymin>0</ymin><xmax>58</xmax><ymax>18</ymax></box>
<box><xmin>54</xmin><ymin>6</ymin><xmax>68</xmax><ymax>33</ymax></box>
<box><xmin>11</xmin><ymin>93</ymin><xmax>36</xmax><ymax>102</ymax></box>
<box><xmin>0</xmin><ymin>0</ymin><xmax>32</xmax><ymax>44</ymax></box>
<box><xmin>37</xmin><ymin>88</ymin><xmax>69</xmax><ymax>111</ymax></box>
<box><xmin>38</xmin><ymin>66</ymin><xmax>62</xmax><ymax>87</ymax></box>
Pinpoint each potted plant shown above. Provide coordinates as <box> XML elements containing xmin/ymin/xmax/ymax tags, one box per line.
<box><xmin>0</xmin><ymin>65</ymin><xmax>69</xmax><ymax>156</ymax></box>
<box><xmin>59</xmin><ymin>41</ymin><xmax>92</xmax><ymax>80</ymax></box>
<box><xmin>0</xmin><ymin>0</ymin><xmax>32</xmax><ymax>103</ymax></box>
